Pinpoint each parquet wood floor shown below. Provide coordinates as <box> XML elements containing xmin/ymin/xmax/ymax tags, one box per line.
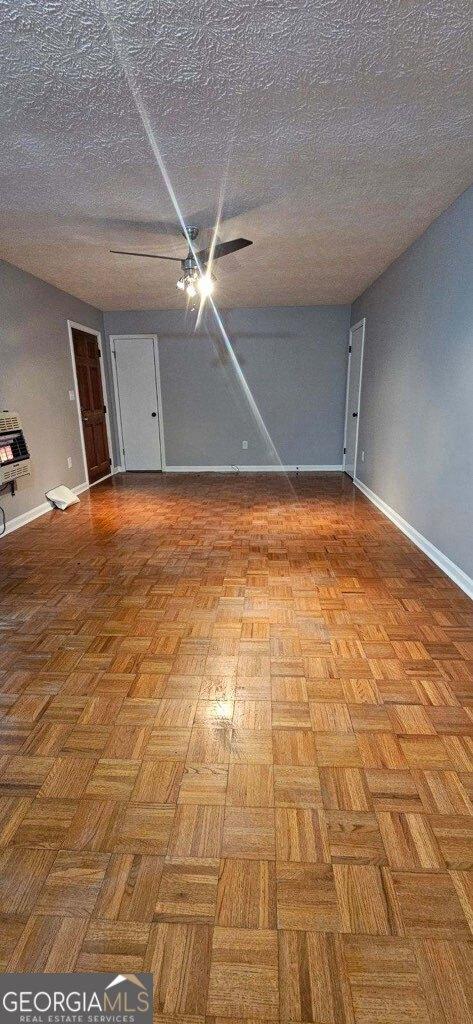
<box><xmin>0</xmin><ymin>471</ymin><xmax>472</xmax><ymax>1022</ymax></box>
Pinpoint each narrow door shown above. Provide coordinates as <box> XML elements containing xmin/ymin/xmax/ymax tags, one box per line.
<box><xmin>112</xmin><ymin>336</ymin><xmax>163</xmax><ymax>471</ymax></box>
<box><xmin>72</xmin><ymin>327</ymin><xmax>111</xmax><ymax>483</ymax></box>
<box><xmin>343</xmin><ymin>320</ymin><xmax>365</xmax><ymax>479</ymax></box>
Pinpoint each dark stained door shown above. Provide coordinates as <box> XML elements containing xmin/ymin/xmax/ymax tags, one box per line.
<box><xmin>72</xmin><ymin>328</ymin><xmax>111</xmax><ymax>483</ymax></box>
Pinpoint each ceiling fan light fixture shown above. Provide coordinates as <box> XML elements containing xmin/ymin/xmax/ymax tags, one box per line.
<box><xmin>196</xmin><ymin>272</ymin><xmax>215</xmax><ymax>297</ymax></box>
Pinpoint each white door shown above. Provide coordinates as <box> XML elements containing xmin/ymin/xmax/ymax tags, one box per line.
<box><xmin>343</xmin><ymin>319</ymin><xmax>365</xmax><ymax>479</ymax></box>
<box><xmin>112</xmin><ymin>336</ymin><xmax>163</xmax><ymax>470</ymax></box>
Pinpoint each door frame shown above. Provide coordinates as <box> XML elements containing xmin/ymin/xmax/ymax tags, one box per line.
<box><xmin>67</xmin><ymin>320</ymin><xmax>114</xmax><ymax>486</ymax></box>
<box><xmin>109</xmin><ymin>334</ymin><xmax>166</xmax><ymax>471</ymax></box>
<box><xmin>342</xmin><ymin>317</ymin><xmax>366</xmax><ymax>478</ymax></box>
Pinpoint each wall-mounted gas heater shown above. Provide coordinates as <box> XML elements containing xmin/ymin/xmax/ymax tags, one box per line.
<box><xmin>0</xmin><ymin>412</ymin><xmax>31</xmax><ymax>491</ymax></box>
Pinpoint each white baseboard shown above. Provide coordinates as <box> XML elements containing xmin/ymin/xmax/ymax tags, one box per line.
<box><xmin>113</xmin><ymin>465</ymin><xmax>125</xmax><ymax>474</ymax></box>
<box><xmin>165</xmin><ymin>464</ymin><xmax>343</xmax><ymax>473</ymax></box>
<box><xmin>354</xmin><ymin>477</ymin><xmax>473</xmax><ymax>601</ymax></box>
<box><xmin>1</xmin><ymin>481</ymin><xmax>88</xmax><ymax>537</ymax></box>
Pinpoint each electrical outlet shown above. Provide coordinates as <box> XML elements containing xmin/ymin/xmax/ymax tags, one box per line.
<box><xmin>67</xmin><ymin>456</ymin><xmax>72</xmax><ymax>469</ymax></box>
<box><xmin>361</xmin><ymin>450</ymin><xmax>365</xmax><ymax>462</ymax></box>
<box><xmin>242</xmin><ymin>440</ymin><xmax>248</xmax><ymax>450</ymax></box>
<box><xmin>68</xmin><ymin>389</ymin><xmax>75</xmax><ymax>401</ymax></box>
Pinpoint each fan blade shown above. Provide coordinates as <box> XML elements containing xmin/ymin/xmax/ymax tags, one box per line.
<box><xmin>195</xmin><ymin>238</ymin><xmax>253</xmax><ymax>264</ymax></box>
<box><xmin>110</xmin><ymin>249</ymin><xmax>182</xmax><ymax>261</ymax></box>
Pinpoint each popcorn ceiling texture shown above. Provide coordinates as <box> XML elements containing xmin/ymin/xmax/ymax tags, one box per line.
<box><xmin>0</xmin><ymin>0</ymin><xmax>472</xmax><ymax>309</ymax></box>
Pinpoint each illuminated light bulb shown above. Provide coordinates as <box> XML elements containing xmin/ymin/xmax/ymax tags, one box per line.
<box><xmin>197</xmin><ymin>273</ymin><xmax>214</xmax><ymax>297</ymax></box>
<box><xmin>186</xmin><ymin>282</ymin><xmax>197</xmax><ymax>298</ymax></box>
<box><xmin>176</xmin><ymin>277</ymin><xmax>186</xmax><ymax>290</ymax></box>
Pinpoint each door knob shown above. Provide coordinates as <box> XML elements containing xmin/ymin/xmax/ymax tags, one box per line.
<box><xmin>151</xmin><ymin>412</ymin><xmax>157</xmax><ymax>418</ymax></box>
<box><xmin>352</xmin><ymin>412</ymin><xmax>358</xmax><ymax>418</ymax></box>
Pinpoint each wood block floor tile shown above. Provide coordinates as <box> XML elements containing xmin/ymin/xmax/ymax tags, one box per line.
<box><xmin>279</xmin><ymin>930</ymin><xmax>354</xmax><ymax>1023</ymax></box>
<box><xmin>272</xmin><ymin>701</ymin><xmax>311</xmax><ymax>729</ymax></box>
<box><xmin>178</xmin><ymin>765</ymin><xmax>228</xmax><ymax>805</ymax></box>
<box><xmin>85</xmin><ymin>758</ymin><xmax>140</xmax><ymax>799</ymax></box>
<box><xmin>76</xmin><ymin>919</ymin><xmax>150</xmax><ymax>971</ymax></box>
<box><xmin>207</xmin><ymin>927</ymin><xmax>279</xmax><ymax>1019</ymax></box>
<box><xmin>388</xmin><ymin>704</ymin><xmax>436</xmax><ymax>735</ymax></box>
<box><xmin>145</xmin><ymin>727</ymin><xmax>192</xmax><ymax>761</ymax></box>
<box><xmin>226</xmin><ymin>764</ymin><xmax>274</xmax><ymax>807</ymax></box>
<box><xmin>273</xmin><ymin>765</ymin><xmax>322</xmax><ymax>807</ymax></box>
<box><xmin>414</xmin><ymin>769</ymin><xmax>473</xmax><ymax>814</ymax></box>
<box><xmin>230</xmin><ymin>728</ymin><xmax>273</xmax><ymax>765</ymax></box>
<box><xmin>93</xmin><ymin>853</ymin><xmax>164</xmax><ymax>921</ymax></box>
<box><xmin>232</xmin><ymin>701</ymin><xmax>271</xmax><ymax>729</ymax></box>
<box><xmin>145</xmin><ymin>922</ymin><xmax>212</xmax><ymax>1016</ymax></box>
<box><xmin>0</xmin><ymin>914</ymin><xmax>29</xmax><ymax>971</ymax></box>
<box><xmin>429</xmin><ymin>813</ymin><xmax>473</xmax><ymax>868</ymax></box>
<box><xmin>0</xmin><ymin>846</ymin><xmax>55</xmax><ymax>914</ymax></box>
<box><xmin>333</xmin><ymin>864</ymin><xmax>397</xmax><ymax>935</ymax></box>
<box><xmin>36</xmin><ymin>850</ymin><xmax>110</xmax><ymax>916</ymax></box>
<box><xmin>273</xmin><ymin>729</ymin><xmax>317</xmax><ymax>765</ymax></box>
<box><xmin>154</xmin><ymin>859</ymin><xmax>219</xmax><ymax>923</ymax></box>
<box><xmin>0</xmin><ymin>755</ymin><xmax>54</xmax><ymax>796</ymax></box>
<box><xmin>11</xmin><ymin>797</ymin><xmax>77</xmax><ymax>848</ymax></box>
<box><xmin>326</xmin><ymin>810</ymin><xmax>387</xmax><ymax>864</ymax></box>
<box><xmin>343</xmin><ymin>934</ymin><xmax>431</xmax><ymax>1024</ymax></box>
<box><xmin>275</xmin><ymin>807</ymin><xmax>329</xmax><ymax>861</ymax></box>
<box><xmin>222</xmin><ymin>808</ymin><xmax>275</xmax><ymax>860</ymax></box>
<box><xmin>320</xmin><ymin>767</ymin><xmax>373</xmax><ymax>811</ymax></box>
<box><xmin>168</xmin><ymin>805</ymin><xmax>224</xmax><ymax>859</ymax></box>
<box><xmin>104</xmin><ymin>725</ymin><xmax>151</xmax><ymax>758</ymax></box>
<box><xmin>377</xmin><ymin>812</ymin><xmax>445</xmax><ymax>869</ymax></box>
<box><xmin>365</xmin><ymin>769</ymin><xmax>424</xmax><ymax>812</ymax></box>
<box><xmin>2</xmin><ymin>471</ymin><xmax>473</xmax><ymax>1000</ymax></box>
<box><xmin>310</xmin><ymin>701</ymin><xmax>353</xmax><ymax>733</ymax></box>
<box><xmin>413</xmin><ymin>936</ymin><xmax>473</xmax><ymax>1024</ymax></box>
<box><xmin>38</xmin><ymin>755</ymin><xmax>97</xmax><ymax>798</ymax></box>
<box><xmin>8</xmin><ymin>914</ymin><xmax>88</xmax><ymax>971</ymax></box>
<box><xmin>186</xmin><ymin>726</ymin><xmax>231</xmax><ymax>764</ymax></box>
<box><xmin>132</xmin><ymin>760</ymin><xmax>185</xmax><ymax>803</ymax></box>
<box><xmin>399</xmin><ymin>735</ymin><xmax>452</xmax><ymax>770</ymax></box>
<box><xmin>216</xmin><ymin>858</ymin><xmax>276</xmax><ymax>928</ymax></box>
<box><xmin>390</xmin><ymin>870</ymin><xmax>471</xmax><ymax>938</ymax></box>
<box><xmin>106</xmin><ymin>802</ymin><xmax>175</xmax><ymax>855</ymax></box>
<box><xmin>314</xmin><ymin>734</ymin><xmax>362</xmax><ymax>768</ymax></box>
<box><xmin>276</xmin><ymin>862</ymin><xmax>341</xmax><ymax>931</ymax></box>
<box><xmin>358</xmin><ymin>733</ymin><xmax>407</xmax><ymax>769</ymax></box>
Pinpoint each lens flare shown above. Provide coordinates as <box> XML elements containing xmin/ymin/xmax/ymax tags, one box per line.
<box><xmin>98</xmin><ymin>0</ymin><xmax>295</xmax><ymax>484</ymax></box>
<box><xmin>197</xmin><ymin>274</ymin><xmax>214</xmax><ymax>297</ymax></box>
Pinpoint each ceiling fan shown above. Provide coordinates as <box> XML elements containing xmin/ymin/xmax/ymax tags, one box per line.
<box><xmin>111</xmin><ymin>226</ymin><xmax>252</xmax><ymax>300</ymax></box>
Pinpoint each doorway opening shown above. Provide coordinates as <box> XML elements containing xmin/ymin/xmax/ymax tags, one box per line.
<box><xmin>343</xmin><ymin>318</ymin><xmax>366</xmax><ymax>480</ymax></box>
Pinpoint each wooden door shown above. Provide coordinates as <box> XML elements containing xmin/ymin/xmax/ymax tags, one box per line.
<box><xmin>72</xmin><ymin>327</ymin><xmax>111</xmax><ymax>483</ymax></box>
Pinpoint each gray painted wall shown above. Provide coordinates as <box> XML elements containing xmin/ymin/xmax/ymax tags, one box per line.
<box><xmin>352</xmin><ymin>186</ymin><xmax>473</xmax><ymax>578</ymax></box>
<box><xmin>103</xmin><ymin>305</ymin><xmax>350</xmax><ymax>468</ymax></box>
<box><xmin>0</xmin><ymin>259</ymin><xmax>104</xmax><ymax>524</ymax></box>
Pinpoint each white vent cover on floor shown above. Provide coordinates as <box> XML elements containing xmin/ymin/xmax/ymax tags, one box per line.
<box><xmin>45</xmin><ymin>485</ymin><xmax>80</xmax><ymax>510</ymax></box>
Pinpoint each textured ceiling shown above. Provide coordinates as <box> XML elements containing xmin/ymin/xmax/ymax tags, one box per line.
<box><xmin>0</xmin><ymin>1</ymin><xmax>472</xmax><ymax>310</ymax></box>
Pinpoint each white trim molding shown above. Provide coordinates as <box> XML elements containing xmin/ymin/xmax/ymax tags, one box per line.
<box><xmin>354</xmin><ymin>477</ymin><xmax>473</xmax><ymax>600</ymax></box>
<box><xmin>165</xmin><ymin>465</ymin><xmax>344</xmax><ymax>473</ymax></box>
<box><xmin>1</xmin><ymin>472</ymin><xmax>115</xmax><ymax>538</ymax></box>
